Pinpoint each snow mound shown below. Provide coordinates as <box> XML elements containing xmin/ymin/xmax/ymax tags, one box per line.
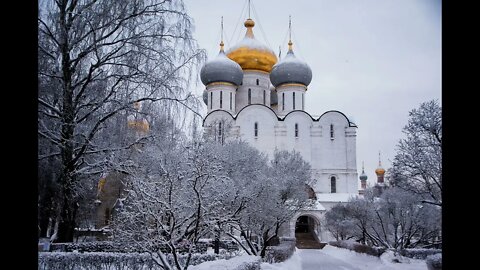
<box><xmin>261</xmin><ymin>248</ymin><xmax>301</xmax><ymax>270</ymax></box>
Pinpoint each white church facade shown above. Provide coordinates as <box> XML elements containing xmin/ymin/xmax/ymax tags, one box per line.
<box><xmin>201</xmin><ymin>18</ymin><xmax>359</xmax><ymax>242</ymax></box>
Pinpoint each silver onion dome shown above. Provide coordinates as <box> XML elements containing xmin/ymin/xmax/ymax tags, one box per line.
<box><xmin>200</xmin><ymin>50</ymin><xmax>243</xmax><ymax>86</ymax></box>
<box><xmin>270</xmin><ymin>49</ymin><xmax>312</xmax><ymax>87</ymax></box>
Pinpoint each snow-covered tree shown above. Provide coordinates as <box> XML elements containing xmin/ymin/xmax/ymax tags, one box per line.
<box><xmin>113</xmin><ymin>140</ymin><xmax>230</xmax><ymax>270</ymax></box>
<box><xmin>326</xmin><ymin>186</ymin><xmax>441</xmax><ymax>250</ymax></box>
<box><xmin>113</xmin><ymin>138</ymin><xmax>314</xmax><ymax>264</ymax></box>
<box><xmin>372</xmin><ymin>187</ymin><xmax>441</xmax><ymax>249</ymax></box>
<box><xmin>389</xmin><ymin>100</ymin><xmax>442</xmax><ymax>207</ymax></box>
<box><xmin>324</xmin><ymin>204</ymin><xmax>356</xmax><ymax>241</ymax></box>
<box><xmin>216</xmin><ymin>146</ymin><xmax>313</xmax><ymax>257</ymax></box>
<box><xmin>38</xmin><ymin>0</ymin><xmax>205</xmax><ymax>242</ymax></box>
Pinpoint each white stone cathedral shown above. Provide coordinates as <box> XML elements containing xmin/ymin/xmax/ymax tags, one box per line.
<box><xmin>201</xmin><ymin>17</ymin><xmax>359</xmax><ymax>242</ymax></box>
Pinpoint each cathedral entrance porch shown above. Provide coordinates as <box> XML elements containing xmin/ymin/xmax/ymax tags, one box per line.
<box><xmin>295</xmin><ymin>215</ymin><xmax>325</xmax><ymax>249</ymax></box>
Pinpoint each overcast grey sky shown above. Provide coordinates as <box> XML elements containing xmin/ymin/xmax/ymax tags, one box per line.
<box><xmin>184</xmin><ymin>0</ymin><xmax>441</xmax><ymax>187</ymax></box>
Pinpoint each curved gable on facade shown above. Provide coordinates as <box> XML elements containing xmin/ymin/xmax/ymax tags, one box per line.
<box><xmin>202</xmin><ymin>109</ymin><xmax>235</xmax><ymax>126</ymax></box>
<box><xmin>317</xmin><ymin>110</ymin><xmax>357</xmax><ymax>128</ymax></box>
<box><xmin>235</xmin><ymin>104</ymin><xmax>280</xmax><ymax>122</ymax></box>
<box><xmin>282</xmin><ymin>110</ymin><xmax>316</xmax><ymax>122</ymax></box>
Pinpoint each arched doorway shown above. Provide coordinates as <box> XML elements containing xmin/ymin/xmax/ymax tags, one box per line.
<box><xmin>295</xmin><ymin>215</ymin><xmax>323</xmax><ymax>249</ymax></box>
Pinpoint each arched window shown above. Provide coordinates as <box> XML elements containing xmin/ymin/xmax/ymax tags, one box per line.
<box><xmin>293</xmin><ymin>92</ymin><xmax>296</xmax><ymax>110</ymax></box>
<box><xmin>331</xmin><ymin>176</ymin><xmax>336</xmax><ymax>193</ymax></box>
<box><xmin>230</xmin><ymin>92</ymin><xmax>232</xmax><ymax>110</ymax></box>
<box><xmin>330</xmin><ymin>124</ymin><xmax>334</xmax><ymax>139</ymax></box>
<box><xmin>295</xmin><ymin>123</ymin><xmax>299</xmax><ymax>137</ymax></box>
<box><xmin>254</xmin><ymin>122</ymin><xmax>258</xmax><ymax>137</ymax></box>
<box><xmin>256</xmin><ymin>78</ymin><xmax>259</xmax><ymax>85</ymax></box>
<box><xmin>210</xmin><ymin>92</ymin><xmax>213</xmax><ymax>109</ymax></box>
<box><xmin>282</xmin><ymin>93</ymin><xmax>285</xmax><ymax>111</ymax></box>
<box><xmin>248</xmin><ymin>88</ymin><xmax>251</xmax><ymax>105</ymax></box>
<box><xmin>263</xmin><ymin>90</ymin><xmax>266</xmax><ymax>105</ymax></box>
<box><xmin>218</xmin><ymin>122</ymin><xmax>223</xmax><ymax>144</ymax></box>
<box><xmin>220</xmin><ymin>91</ymin><xmax>223</xmax><ymax>109</ymax></box>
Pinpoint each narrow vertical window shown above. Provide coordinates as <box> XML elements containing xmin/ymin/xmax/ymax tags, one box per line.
<box><xmin>295</xmin><ymin>123</ymin><xmax>299</xmax><ymax>137</ymax></box>
<box><xmin>256</xmin><ymin>78</ymin><xmax>259</xmax><ymax>85</ymax></box>
<box><xmin>282</xmin><ymin>93</ymin><xmax>285</xmax><ymax>111</ymax></box>
<box><xmin>293</xmin><ymin>92</ymin><xmax>296</xmax><ymax>110</ymax></box>
<box><xmin>218</xmin><ymin>122</ymin><xmax>223</xmax><ymax>144</ymax></box>
<box><xmin>220</xmin><ymin>91</ymin><xmax>223</xmax><ymax>109</ymax></box>
<box><xmin>331</xmin><ymin>177</ymin><xmax>336</xmax><ymax>193</ymax></box>
<box><xmin>263</xmin><ymin>90</ymin><xmax>266</xmax><ymax>105</ymax></box>
<box><xmin>302</xmin><ymin>93</ymin><xmax>304</xmax><ymax>110</ymax></box>
<box><xmin>210</xmin><ymin>92</ymin><xmax>213</xmax><ymax>109</ymax></box>
<box><xmin>230</xmin><ymin>92</ymin><xmax>232</xmax><ymax>110</ymax></box>
<box><xmin>248</xmin><ymin>88</ymin><xmax>251</xmax><ymax>105</ymax></box>
<box><xmin>330</xmin><ymin>124</ymin><xmax>334</xmax><ymax>139</ymax></box>
<box><xmin>105</xmin><ymin>208</ymin><xmax>111</xmax><ymax>225</ymax></box>
<box><xmin>254</xmin><ymin>122</ymin><xmax>258</xmax><ymax>137</ymax></box>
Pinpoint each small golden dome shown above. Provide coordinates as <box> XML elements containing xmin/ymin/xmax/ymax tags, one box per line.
<box><xmin>226</xmin><ymin>19</ymin><xmax>277</xmax><ymax>73</ymax></box>
<box><xmin>244</xmin><ymin>18</ymin><xmax>255</xmax><ymax>28</ymax></box>
<box><xmin>375</xmin><ymin>167</ymin><xmax>385</xmax><ymax>175</ymax></box>
<box><xmin>127</xmin><ymin>118</ymin><xmax>150</xmax><ymax>133</ymax></box>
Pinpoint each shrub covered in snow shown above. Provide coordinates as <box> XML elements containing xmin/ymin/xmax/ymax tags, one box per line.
<box><xmin>189</xmin><ymin>255</ymin><xmax>261</xmax><ymax>270</ymax></box>
<box><xmin>38</xmin><ymin>252</ymin><xmax>155</xmax><ymax>270</ymax></box>
<box><xmin>398</xmin><ymin>248</ymin><xmax>442</xmax><ymax>259</ymax></box>
<box><xmin>50</xmin><ymin>241</ymin><xmax>138</xmax><ymax>253</ymax></box>
<box><xmin>264</xmin><ymin>237</ymin><xmax>296</xmax><ymax>263</ymax></box>
<box><xmin>328</xmin><ymin>240</ymin><xmax>386</xmax><ymax>257</ymax></box>
<box><xmin>426</xmin><ymin>253</ymin><xmax>442</xmax><ymax>270</ymax></box>
<box><xmin>38</xmin><ymin>252</ymin><xmax>232</xmax><ymax>270</ymax></box>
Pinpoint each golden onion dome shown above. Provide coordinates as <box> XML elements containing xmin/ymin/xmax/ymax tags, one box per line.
<box><xmin>226</xmin><ymin>19</ymin><xmax>277</xmax><ymax>73</ymax></box>
<box><xmin>127</xmin><ymin>117</ymin><xmax>150</xmax><ymax>133</ymax></box>
<box><xmin>127</xmin><ymin>102</ymin><xmax>150</xmax><ymax>134</ymax></box>
<box><xmin>375</xmin><ymin>167</ymin><xmax>385</xmax><ymax>175</ymax></box>
<box><xmin>375</xmin><ymin>152</ymin><xmax>385</xmax><ymax>175</ymax></box>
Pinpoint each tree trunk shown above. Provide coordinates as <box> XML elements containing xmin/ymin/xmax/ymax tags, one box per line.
<box><xmin>38</xmin><ymin>205</ymin><xmax>52</xmax><ymax>238</ymax></box>
<box><xmin>214</xmin><ymin>228</ymin><xmax>220</xmax><ymax>254</ymax></box>
<box><xmin>55</xmin><ymin>192</ymin><xmax>78</xmax><ymax>242</ymax></box>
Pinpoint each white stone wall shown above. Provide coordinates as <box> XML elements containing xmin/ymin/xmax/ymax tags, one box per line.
<box><xmin>234</xmin><ymin>105</ymin><xmax>278</xmax><ymax>159</ymax></box>
<box><xmin>204</xmin><ymin>108</ymin><xmax>358</xmax><ymax>195</ymax></box>
<box><xmin>206</xmin><ymin>84</ymin><xmax>237</xmax><ymax>114</ymax></box>
<box><xmin>235</xmin><ymin>71</ymin><xmax>271</xmax><ymax>112</ymax></box>
<box><xmin>281</xmin><ymin>111</ymin><xmax>313</xmax><ymax>163</ymax></box>
<box><xmin>276</xmin><ymin>84</ymin><xmax>307</xmax><ymax>116</ymax></box>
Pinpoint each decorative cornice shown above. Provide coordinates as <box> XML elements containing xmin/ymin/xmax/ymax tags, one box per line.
<box><xmin>276</xmin><ymin>83</ymin><xmax>307</xmax><ymax>90</ymax></box>
<box><xmin>207</xmin><ymin>81</ymin><xmax>235</xmax><ymax>87</ymax></box>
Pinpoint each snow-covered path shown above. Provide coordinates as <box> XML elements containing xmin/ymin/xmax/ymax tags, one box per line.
<box><xmin>298</xmin><ymin>249</ymin><xmax>362</xmax><ymax>270</ymax></box>
<box><xmin>261</xmin><ymin>246</ymin><xmax>428</xmax><ymax>270</ymax></box>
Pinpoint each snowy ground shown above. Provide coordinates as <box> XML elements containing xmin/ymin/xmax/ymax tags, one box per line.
<box><xmin>261</xmin><ymin>246</ymin><xmax>428</xmax><ymax>270</ymax></box>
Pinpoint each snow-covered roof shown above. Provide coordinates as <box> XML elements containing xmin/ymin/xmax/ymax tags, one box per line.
<box><xmin>313</xmin><ymin>200</ymin><xmax>326</xmax><ymax>210</ymax></box>
<box><xmin>227</xmin><ymin>36</ymin><xmax>274</xmax><ymax>53</ymax></box>
<box><xmin>316</xmin><ymin>193</ymin><xmax>358</xmax><ymax>203</ymax></box>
